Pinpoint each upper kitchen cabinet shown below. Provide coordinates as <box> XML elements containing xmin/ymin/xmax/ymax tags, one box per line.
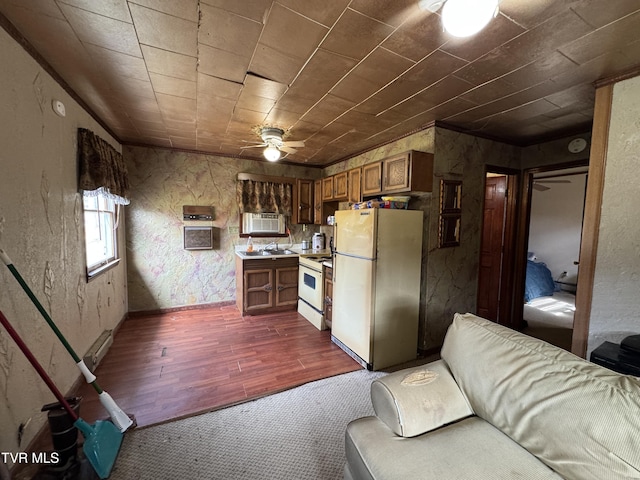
<box><xmin>348</xmin><ymin>167</ymin><xmax>362</xmax><ymax>203</ymax></box>
<box><xmin>333</xmin><ymin>171</ymin><xmax>348</xmax><ymax>201</ymax></box>
<box><xmin>362</xmin><ymin>162</ymin><xmax>383</xmax><ymax>196</ymax></box>
<box><xmin>314</xmin><ymin>179</ymin><xmax>323</xmax><ymax>225</ymax></box>
<box><xmin>293</xmin><ymin>178</ymin><xmax>314</xmax><ymax>224</ymax></box>
<box><xmin>323</xmin><ymin>172</ymin><xmax>348</xmax><ymax>201</ymax></box>
<box><xmin>362</xmin><ymin>151</ymin><xmax>434</xmax><ymax>197</ymax></box>
<box><xmin>382</xmin><ymin>151</ymin><xmax>433</xmax><ymax>193</ymax></box>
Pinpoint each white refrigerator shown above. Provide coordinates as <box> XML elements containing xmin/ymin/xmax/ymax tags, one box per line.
<box><xmin>331</xmin><ymin>208</ymin><xmax>423</xmax><ymax>370</ymax></box>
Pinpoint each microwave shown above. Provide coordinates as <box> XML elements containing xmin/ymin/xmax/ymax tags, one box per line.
<box><xmin>242</xmin><ymin>213</ymin><xmax>286</xmax><ymax>235</ymax></box>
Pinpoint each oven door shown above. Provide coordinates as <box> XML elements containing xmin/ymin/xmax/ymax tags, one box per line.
<box><xmin>298</xmin><ymin>264</ymin><xmax>323</xmax><ymax>311</ymax></box>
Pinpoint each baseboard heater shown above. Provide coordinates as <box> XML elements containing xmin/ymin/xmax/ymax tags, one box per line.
<box><xmin>83</xmin><ymin>330</ymin><xmax>113</xmax><ymax>372</ymax></box>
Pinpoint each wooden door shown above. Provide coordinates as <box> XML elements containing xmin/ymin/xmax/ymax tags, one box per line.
<box><xmin>362</xmin><ymin>162</ymin><xmax>382</xmax><ymax>196</ymax></box>
<box><xmin>314</xmin><ymin>179</ymin><xmax>323</xmax><ymax>225</ymax></box>
<box><xmin>244</xmin><ymin>269</ymin><xmax>273</xmax><ymax>312</ymax></box>
<box><xmin>275</xmin><ymin>266</ymin><xmax>299</xmax><ymax>307</ymax></box>
<box><xmin>295</xmin><ymin>179</ymin><xmax>313</xmax><ymax>224</ymax></box>
<box><xmin>334</xmin><ymin>171</ymin><xmax>348</xmax><ymax>200</ymax></box>
<box><xmin>348</xmin><ymin>168</ymin><xmax>361</xmax><ymax>203</ymax></box>
<box><xmin>477</xmin><ymin>176</ymin><xmax>507</xmax><ymax>321</ymax></box>
<box><xmin>382</xmin><ymin>154</ymin><xmax>410</xmax><ymax>192</ymax></box>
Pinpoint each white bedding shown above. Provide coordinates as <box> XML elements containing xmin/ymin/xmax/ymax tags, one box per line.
<box><xmin>523</xmin><ymin>291</ymin><xmax>575</xmax><ymax>329</ymax></box>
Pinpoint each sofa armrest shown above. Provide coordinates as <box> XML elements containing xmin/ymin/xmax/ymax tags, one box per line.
<box><xmin>371</xmin><ymin>360</ymin><xmax>474</xmax><ymax>438</ymax></box>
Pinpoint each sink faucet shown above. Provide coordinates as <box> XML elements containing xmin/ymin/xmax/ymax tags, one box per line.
<box><xmin>261</xmin><ymin>241</ymin><xmax>278</xmax><ymax>251</ymax></box>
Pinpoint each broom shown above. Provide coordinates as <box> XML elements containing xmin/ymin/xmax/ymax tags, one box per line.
<box><xmin>0</xmin><ymin>248</ymin><xmax>133</xmax><ymax>433</ymax></box>
<box><xmin>0</xmin><ymin>309</ymin><xmax>122</xmax><ymax>479</ymax></box>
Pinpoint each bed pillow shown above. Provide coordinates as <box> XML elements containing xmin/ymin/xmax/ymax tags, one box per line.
<box><xmin>524</xmin><ymin>260</ymin><xmax>556</xmax><ymax>302</ymax></box>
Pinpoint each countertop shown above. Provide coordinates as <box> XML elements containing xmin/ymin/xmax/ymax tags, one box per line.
<box><xmin>235</xmin><ymin>244</ymin><xmax>331</xmax><ymax>260</ymax></box>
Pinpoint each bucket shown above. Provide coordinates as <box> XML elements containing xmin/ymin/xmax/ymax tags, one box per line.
<box><xmin>43</xmin><ymin>397</ymin><xmax>82</xmax><ymax>468</ymax></box>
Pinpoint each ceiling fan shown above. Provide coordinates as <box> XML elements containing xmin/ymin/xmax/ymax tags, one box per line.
<box><xmin>532</xmin><ymin>179</ymin><xmax>571</xmax><ymax>191</ymax></box>
<box><xmin>242</xmin><ymin>127</ymin><xmax>305</xmax><ymax>162</ymax></box>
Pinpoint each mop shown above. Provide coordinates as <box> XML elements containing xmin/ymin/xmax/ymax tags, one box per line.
<box><xmin>0</xmin><ymin>309</ymin><xmax>122</xmax><ymax>479</ymax></box>
<box><xmin>0</xmin><ymin>248</ymin><xmax>133</xmax><ymax>432</ymax></box>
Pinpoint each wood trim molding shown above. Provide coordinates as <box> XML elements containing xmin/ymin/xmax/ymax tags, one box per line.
<box><xmin>594</xmin><ymin>64</ymin><xmax>640</xmax><ymax>89</ymax></box>
<box><xmin>571</xmin><ymin>84</ymin><xmax>613</xmax><ymax>358</ymax></box>
<box><xmin>236</xmin><ymin>173</ymin><xmax>297</xmax><ymax>184</ymax></box>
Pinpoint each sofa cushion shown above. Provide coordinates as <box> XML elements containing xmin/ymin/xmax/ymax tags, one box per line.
<box><xmin>370</xmin><ymin>360</ymin><xmax>473</xmax><ymax>437</ymax></box>
<box><xmin>345</xmin><ymin>415</ymin><xmax>563</xmax><ymax>480</ymax></box>
<box><xmin>442</xmin><ymin>313</ymin><xmax>640</xmax><ymax>480</ymax></box>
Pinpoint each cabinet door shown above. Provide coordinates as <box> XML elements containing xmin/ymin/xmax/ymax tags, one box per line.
<box><xmin>295</xmin><ymin>179</ymin><xmax>313</xmax><ymax>224</ymax></box>
<box><xmin>383</xmin><ymin>154</ymin><xmax>410</xmax><ymax>192</ymax></box>
<box><xmin>275</xmin><ymin>266</ymin><xmax>299</xmax><ymax>307</ymax></box>
<box><xmin>244</xmin><ymin>269</ymin><xmax>273</xmax><ymax>312</ymax></box>
<box><xmin>314</xmin><ymin>179</ymin><xmax>323</xmax><ymax>225</ymax></box>
<box><xmin>322</xmin><ymin>176</ymin><xmax>334</xmax><ymax>201</ymax></box>
<box><xmin>362</xmin><ymin>162</ymin><xmax>382</xmax><ymax>196</ymax></box>
<box><xmin>333</xmin><ymin>171</ymin><xmax>348</xmax><ymax>200</ymax></box>
<box><xmin>348</xmin><ymin>168</ymin><xmax>361</xmax><ymax>203</ymax></box>
<box><xmin>324</xmin><ymin>267</ymin><xmax>333</xmax><ymax>325</ymax></box>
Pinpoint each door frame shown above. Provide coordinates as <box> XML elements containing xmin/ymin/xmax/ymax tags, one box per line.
<box><xmin>479</xmin><ymin>165</ymin><xmax>520</xmax><ymax>327</ymax></box>
<box><xmin>512</xmin><ymin>159</ymin><xmax>589</xmax><ymax>335</ymax></box>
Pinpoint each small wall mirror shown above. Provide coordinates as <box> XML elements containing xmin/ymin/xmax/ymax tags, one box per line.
<box><xmin>438</xmin><ymin>179</ymin><xmax>462</xmax><ymax>248</ymax></box>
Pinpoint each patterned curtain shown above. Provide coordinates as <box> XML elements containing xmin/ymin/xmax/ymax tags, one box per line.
<box><xmin>236</xmin><ymin>180</ymin><xmax>293</xmax><ymax>216</ymax></box>
<box><xmin>77</xmin><ymin>128</ymin><xmax>130</xmax><ymax>205</ymax></box>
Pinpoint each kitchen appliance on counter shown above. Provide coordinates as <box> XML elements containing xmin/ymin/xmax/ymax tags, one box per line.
<box><xmin>312</xmin><ymin>232</ymin><xmax>325</xmax><ymax>250</ymax></box>
<box><xmin>298</xmin><ymin>253</ymin><xmax>332</xmax><ymax>330</ymax></box>
<box><xmin>332</xmin><ymin>208</ymin><xmax>423</xmax><ymax>370</ymax></box>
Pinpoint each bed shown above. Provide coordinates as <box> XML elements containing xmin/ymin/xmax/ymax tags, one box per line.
<box><xmin>523</xmin><ymin>260</ymin><xmax>575</xmax><ymax>331</ymax></box>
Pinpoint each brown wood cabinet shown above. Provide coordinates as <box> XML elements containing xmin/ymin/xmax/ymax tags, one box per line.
<box><xmin>235</xmin><ymin>256</ymin><xmax>299</xmax><ymax>315</ymax></box>
<box><xmin>294</xmin><ymin>178</ymin><xmax>313</xmax><ymax>224</ymax></box>
<box><xmin>314</xmin><ymin>179</ymin><xmax>323</xmax><ymax>225</ymax></box>
<box><xmin>333</xmin><ymin>171</ymin><xmax>348</xmax><ymax>200</ymax></box>
<box><xmin>382</xmin><ymin>151</ymin><xmax>433</xmax><ymax>194</ymax></box>
<box><xmin>362</xmin><ymin>162</ymin><xmax>383</xmax><ymax>196</ymax></box>
<box><xmin>322</xmin><ymin>176</ymin><xmax>334</xmax><ymax>201</ymax></box>
<box><xmin>348</xmin><ymin>167</ymin><xmax>361</xmax><ymax>203</ymax></box>
<box><xmin>324</xmin><ymin>266</ymin><xmax>333</xmax><ymax>328</ymax></box>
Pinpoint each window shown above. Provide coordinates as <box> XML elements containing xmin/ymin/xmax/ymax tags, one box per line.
<box><xmin>83</xmin><ymin>194</ymin><xmax>119</xmax><ymax>277</ymax></box>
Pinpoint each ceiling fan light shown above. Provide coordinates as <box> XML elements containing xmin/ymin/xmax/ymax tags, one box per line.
<box><xmin>442</xmin><ymin>0</ymin><xmax>499</xmax><ymax>37</ymax></box>
<box><xmin>264</xmin><ymin>145</ymin><xmax>281</xmax><ymax>162</ymax></box>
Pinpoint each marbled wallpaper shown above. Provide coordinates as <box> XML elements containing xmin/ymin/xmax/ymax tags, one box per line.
<box><xmin>124</xmin><ymin>146</ymin><xmax>322</xmax><ymax>312</ymax></box>
<box><xmin>0</xmin><ymin>29</ymin><xmax>128</xmax><ymax>458</ymax></box>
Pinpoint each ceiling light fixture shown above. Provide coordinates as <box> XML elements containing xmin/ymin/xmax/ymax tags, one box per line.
<box><xmin>419</xmin><ymin>0</ymin><xmax>499</xmax><ymax>38</ymax></box>
<box><xmin>263</xmin><ymin>144</ymin><xmax>281</xmax><ymax>162</ymax></box>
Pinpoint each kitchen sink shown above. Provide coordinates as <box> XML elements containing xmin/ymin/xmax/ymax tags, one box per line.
<box><xmin>242</xmin><ymin>249</ymin><xmax>295</xmax><ymax>256</ymax></box>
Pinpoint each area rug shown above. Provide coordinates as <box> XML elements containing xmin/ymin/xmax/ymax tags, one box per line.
<box><xmin>109</xmin><ymin>369</ymin><xmax>386</xmax><ymax>480</ymax></box>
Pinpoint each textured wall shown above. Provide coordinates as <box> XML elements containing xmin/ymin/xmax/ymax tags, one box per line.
<box><xmin>124</xmin><ymin>146</ymin><xmax>322</xmax><ymax>312</ymax></box>
<box><xmin>589</xmin><ymin>75</ymin><xmax>640</xmax><ymax>356</ymax></box>
<box><xmin>0</xmin><ymin>29</ymin><xmax>128</xmax><ymax>457</ymax></box>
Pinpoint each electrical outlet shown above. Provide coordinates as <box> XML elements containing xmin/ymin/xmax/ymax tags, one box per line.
<box><xmin>228</xmin><ymin>226</ymin><xmax>239</xmax><ymax>235</ymax></box>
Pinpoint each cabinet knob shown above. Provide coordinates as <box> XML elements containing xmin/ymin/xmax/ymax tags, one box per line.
<box><xmin>277</xmin><ymin>285</ymin><xmax>284</xmax><ymax>291</ymax></box>
<box><xmin>264</xmin><ymin>284</ymin><xmax>272</xmax><ymax>292</ymax></box>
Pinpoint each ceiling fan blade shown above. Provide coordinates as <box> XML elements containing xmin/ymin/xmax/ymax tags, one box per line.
<box><xmin>281</xmin><ymin>140</ymin><xmax>305</xmax><ymax>148</ymax></box>
<box><xmin>280</xmin><ymin>146</ymin><xmax>298</xmax><ymax>154</ymax></box>
<box><xmin>242</xmin><ymin>144</ymin><xmax>268</xmax><ymax>149</ymax></box>
<box><xmin>533</xmin><ymin>183</ymin><xmax>550</xmax><ymax>191</ymax></box>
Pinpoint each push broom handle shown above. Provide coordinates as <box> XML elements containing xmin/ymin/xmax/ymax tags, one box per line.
<box><xmin>0</xmin><ymin>249</ymin><xmax>103</xmax><ymax>393</ymax></box>
<box><xmin>0</xmin><ymin>310</ymin><xmax>78</xmax><ymax>421</ymax></box>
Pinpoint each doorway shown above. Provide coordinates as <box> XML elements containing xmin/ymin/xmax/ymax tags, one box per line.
<box><xmin>477</xmin><ymin>167</ymin><xmax>519</xmax><ymax>327</ymax></box>
<box><xmin>520</xmin><ymin>163</ymin><xmax>588</xmax><ymax>350</ymax></box>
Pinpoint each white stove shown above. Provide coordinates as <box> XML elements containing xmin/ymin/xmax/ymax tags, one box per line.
<box><xmin>298</xmin><ymin>254</ymin><xmax>332</xmax><ymax>330</ymax></box>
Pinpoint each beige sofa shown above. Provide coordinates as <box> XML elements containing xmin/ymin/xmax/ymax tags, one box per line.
<box><xmin>345</xmin><ymin>313</ymin><xmax>640</xmax><ymax>480</ymax></box>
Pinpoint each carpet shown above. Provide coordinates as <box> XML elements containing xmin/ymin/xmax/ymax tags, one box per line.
<box><xmin>109</xmin><ymin>369</ymin><xmax>387</xmax><ymax>480</ymax></box>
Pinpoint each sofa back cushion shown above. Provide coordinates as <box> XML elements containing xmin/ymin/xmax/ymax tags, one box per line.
<box><xmin>441</xmin><ymin>313</ymin><xmax>640</xmax><ymax>480</ymax></box>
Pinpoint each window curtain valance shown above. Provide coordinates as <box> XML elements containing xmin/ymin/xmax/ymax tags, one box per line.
<box><xmin>236</xmin><ymin>179</ymin><xmax>293</xmax><ymax>216</ymax></box>
<box><xmin>78</xmin><ymin>128</ymin><xmax>130</xmax><ymax>205</ymax></box>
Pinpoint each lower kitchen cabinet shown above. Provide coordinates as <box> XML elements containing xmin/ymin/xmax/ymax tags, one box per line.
<box><xmin>235</xmin><ymin>256</ymin><xmax>299</xmax><ymax>315</ymax></box>
<box><xmin>324</xmin><ymin>266</ymin><xmax>333</xmax><ymax>328</ymax></box>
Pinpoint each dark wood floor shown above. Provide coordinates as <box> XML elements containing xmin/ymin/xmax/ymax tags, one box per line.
<box><xmin>75</xmin><ymin>305</ymin><xmax>360</xmax><ymax>428</ymax></box>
